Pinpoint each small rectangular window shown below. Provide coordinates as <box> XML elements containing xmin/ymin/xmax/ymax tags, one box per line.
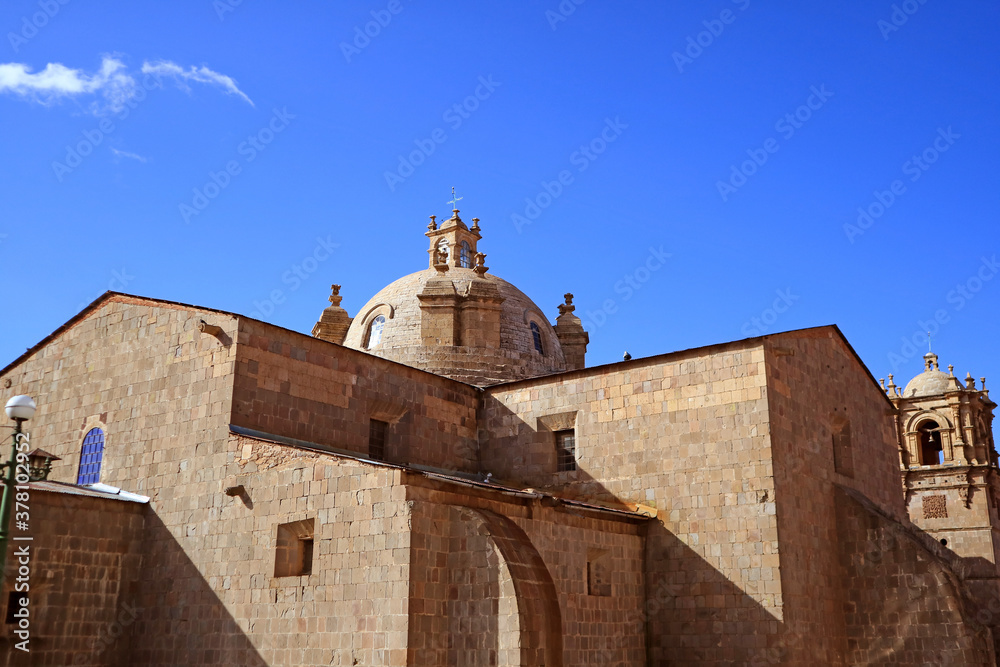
<box><xmin>274</xmin><ymin>518</ymin><xmax>315</xmax><ymax>577</ymax></box>
<box><xmin>369</xmin><ymin>419</ymin><xmax>388</xmax><ymax>461</ymax></box>
<box><xmin>556</xmin><ymin>430</ymin><xmax>576</xmax><ymax>472</ymax></box>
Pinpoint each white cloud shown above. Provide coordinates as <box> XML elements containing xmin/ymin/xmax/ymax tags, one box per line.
<box><xmin>0</xmin><ymin>56</ymin><xmax>136</xmax><ymax>111</ymax></box>
<box><xmin>111</xmin><ymin>147</ymin><xmax>147</xmax><ymax>163</ymax></box>
<box><xmin>0</xmin><ymin>55</ymin><xmax>252</xmax><ymax>112</ymax></box>
<box><xmin>141</xmin><ymin>61</ymin><xmax>253</xmax><ymax>107</ymax></box>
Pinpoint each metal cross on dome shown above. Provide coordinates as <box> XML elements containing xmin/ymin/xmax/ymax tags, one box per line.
<box><xmin>448</xmin><ymin>187</ymin><xmax>463</xmax><ymax>210</ymax></box>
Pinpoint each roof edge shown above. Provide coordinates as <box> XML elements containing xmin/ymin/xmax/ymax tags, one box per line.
<box><xmin>0</xmin><ymin>291</ymin><xmax>482</xmax><ymax>392</ymax></box>
<box><xmin>0</xmin><ymin>291</ymin><xmax>243</xmax><ymax>378</ymax></box>
<box><xmin>485</xmin><ymin>324</ymin><xmax>845</xmax><ymax>390</ymax></box>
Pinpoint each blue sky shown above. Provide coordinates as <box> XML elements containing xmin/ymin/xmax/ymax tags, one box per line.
<box><xmin>0</xmin><ymin>1</ymin><xmax>997</xmax><ymax>403</ymax></box>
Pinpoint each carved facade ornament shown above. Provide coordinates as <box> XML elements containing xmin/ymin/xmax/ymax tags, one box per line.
<box><xmin>434</xmin><ymin>241</ymin><xmax>450</xmax><ymax>272</ymax></box>
<box><xmin>922</xmin><ymin>495</ymin><xmax>948</xmax><ymax>519</ymax></box>
<box><xmin>558</xmin><ymin>293</ymin><xmax>575</xmax><ymax>317</ymax></box>
<box><xmin>328</xmin><ymin>284</ymin><xmax>343</xmax><ymax>306</ymax></box>
<box><xmin>473</xmin><ymin>252</ymin><xmax>488</xmax><ymax>276</ymax></box>
<box><xmin>958</xmin><ymin>486</ymin><xmax>973</xmax><ymax>509</ymax></box>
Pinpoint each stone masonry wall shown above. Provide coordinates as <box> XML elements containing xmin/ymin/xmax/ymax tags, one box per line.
<box><xmin>904</xmin><ymin>467</ymin><xmax>1000</xmax><ymax>576</ymax></box>
<box><xmin>763</xmin><ymin>329</ymin><xmax>907</xmax><ymax>665</ymax></box>
<box><xmin>835</xmin><ymin>485</ymin><xmax>995</xmax><ymax>665</ymax></box>
<box><xmin>481</xmin><ymin>342</ymin><xmax>777</xmax><ymax>665</ymax></box>
<box><xmin>128</xmin><ymin>435</ymin><xmax>412</xmax><ymax>666</ymax></box>
<box><xmin>0</xmin><ymin>296</ymin><xmax>241</xmax><ymax>665</ymax></box>
<box><xmin>0</xmin><ymin>298</ymin><xmax>420</xmax><ymax>666</ymax></box>
<box><xmin>406</xmin><ymin>502</ymin><xmax>504</xmax><ymax>666</ymax></box>
<box><xmin>405</xmin><ymin>481</ymin><xmax>646</xmax><ymax>666</ymax></box>
<box><xmin>0</xmin><ymin>489</ymin><xmax>145</xmax><ymax>667</ymax></box>
<box><xmin>0</xmin><ymin>296</ymin><xmax>236</xmax><ymax>497</ymax></box>
<box><xmin>233</xmin><ymin>318</ymin><xmax>481</xmax><ymax>472</ymax></box>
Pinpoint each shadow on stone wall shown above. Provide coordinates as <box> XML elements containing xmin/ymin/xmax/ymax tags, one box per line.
<box><xmin>0</xmin><ymin>489</ymin><xmax>147</xmax><ymax>667</ymax></box>
<box><xmin>836</xmin><ymin>485</ymin><xmax>997</xmax><ymax>666</ymax></box>
<box><xmin>128</xmin><ymin>511</ymin><xmax>270</xmax><ymax>667</ymax></box>
<box><xmin>642</xmin><ymin>520</ymin><xmax>788</xmax><ymax>665</ymax></box>
<box><xmin>407</xmin><ymin>503</ymin><xmax>562</xmax><ymax>667</ymax></box>
<box><xmin>477</xmin><ymin>394</ymin><xmax>789</xmax><ymax>665</ymax></box>
<box><xmin>476</xmin><ymin>393</ymin><xmax>1000</xmax><ymax>666</ymax></box>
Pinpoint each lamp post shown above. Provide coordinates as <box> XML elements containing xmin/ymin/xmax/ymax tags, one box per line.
<box><xmin>0</xmin><ymin>395</ymin><xmax>36</xmax><ymax>586</ymax></box>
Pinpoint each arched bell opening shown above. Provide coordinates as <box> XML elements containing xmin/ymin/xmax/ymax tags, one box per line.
<box><xmin>918</xmin><ymin>420</ymin><xmax>943</xmax><ymax>465</ymax></box>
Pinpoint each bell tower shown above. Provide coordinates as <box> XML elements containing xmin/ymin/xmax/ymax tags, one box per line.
<box><xmin>425</xmin><ymin>188</ymin><xmax>482</xmax><ymax>270</ymax></box>
<box><xmin>885</xmin><ymin>352</ymin><xmax>1000</xmax><ymax>572</ymax></box>
<box><xmin>418</xmin><ymin>193</ymin><xmax>502</xmax><ymax>350</ymax></box>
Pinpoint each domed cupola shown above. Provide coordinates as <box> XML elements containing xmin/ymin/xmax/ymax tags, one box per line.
<box><xmin>312</xmin><ymin>193</ymin><xmax>589</xmax><ymax>386</ymax></box>
<box><xmin>902</xmin><ymin>352</ymin><xmax>964</xmax><ymax>398</ymax></box>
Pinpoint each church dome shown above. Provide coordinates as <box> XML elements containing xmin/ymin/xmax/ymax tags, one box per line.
<box><xmin>343</xmin><ymin>267</ymin><xmax>567</xmax><ymax>386</ymax></box>
<box><xmin>314</xmin><ymin>198</ymin><xmax>589</xmax><ymax>385</ymax></box>
<box><xmin>903</xmin><ymin>353</ymin><xmax>963</xmax><ymax>398</ymax></box>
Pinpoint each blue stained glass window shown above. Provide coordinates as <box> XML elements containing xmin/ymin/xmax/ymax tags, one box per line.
<box><xmin>76</xmin><ymin>428</ymin><xmax>105</xmax><ymax>485</ymax></box>
<box><xmin>530</xmin><ymin>322</ymin><xmax>544</xmax><ymax>355</ymax></box>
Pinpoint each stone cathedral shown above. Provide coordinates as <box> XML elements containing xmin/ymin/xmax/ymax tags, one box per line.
<box><xmin>2</xmin><ymin>203</ymin><xmax>1000</xmax><ymax>666</ymax></box>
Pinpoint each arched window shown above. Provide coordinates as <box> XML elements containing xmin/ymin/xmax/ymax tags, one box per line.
<box><xmin>530</xmin><ymin>322</ymin><xmax>544</xmax><ymax>355</ymax></box>
<box><xmin>459</xmin><ymin>241</ymin><xmax>472</xmax><ymax>268</ymax></box>
<box><xmin>367</xmin><ymin>315</ymin><xmax>386</xmax><ymax>349</ymax></box>
<box><xmin>918</xmin><ymin>421</ymin><xmax>943</xmax><ymax>465</ymax></box>
<box><xmin>77</xmin><ymin>428</ymin><xmax>105</xmax><ymax>485</ymax></box>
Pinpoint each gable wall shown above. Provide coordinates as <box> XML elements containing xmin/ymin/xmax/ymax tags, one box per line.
<box><xmin>0</xmin><ymin>296</ymin><xmax>238</xmax><ymax>665</ymax></box>
<box><xmin>0</xmin><ymin>296</ymin><xmax>235</xmax><ymax>497</ymax></box>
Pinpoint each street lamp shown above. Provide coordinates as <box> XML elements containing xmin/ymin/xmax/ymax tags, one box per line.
<box><xmin>4</xmin><ymin>396</ymin><xmax>35</xmax><ymax>422</ymax></box>
<box><xmin>0</xmin><ymin>395</ymin><xmax>37</xmax><ymax>585</ymax></box>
